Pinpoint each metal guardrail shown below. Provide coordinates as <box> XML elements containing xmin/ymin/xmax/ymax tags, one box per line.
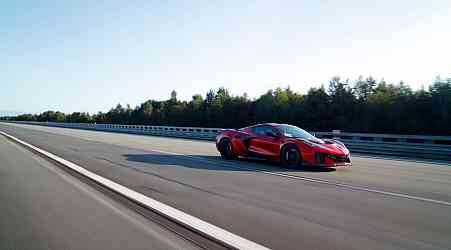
<box><xmin>2</xmin><ymin>121</ymin><xmax>451</xmax><ymax>161</ymax></box>
<box><xmin>316</xmin><ymin>131</ymin><xmax>451</xmax><ymax>160</ymax></box>
<box><xmin>5</xmin><ymin>121</ymin><xmax>223</xmax><ymax>140</ymax></box>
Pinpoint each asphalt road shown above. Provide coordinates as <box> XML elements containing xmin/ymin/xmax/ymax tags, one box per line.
<box><xmin>0</xmin><ymin>135</ymin><xmax>199</xmax><ymax>250</ymax></box>
<box><xmin>1</xmin><ymin>122</ymin><xmax>451</xmax><ymax>250</ymax></box>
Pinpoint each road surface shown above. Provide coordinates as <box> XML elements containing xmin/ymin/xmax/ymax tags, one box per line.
<box><xmin>1</xmin><ymin>122</ymin><xmax>451</xmax><ymax>250</ymax></box>
<box><xmin>0</xmin><ymin>134</ymin><xmax>199</xmax><ymax>250</ymax></box>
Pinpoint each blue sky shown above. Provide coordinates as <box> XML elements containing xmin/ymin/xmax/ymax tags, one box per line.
<box><xmin>1</xmin><ymin>0</ymin><xmax>450</xmax><ymax>114</ymax></box>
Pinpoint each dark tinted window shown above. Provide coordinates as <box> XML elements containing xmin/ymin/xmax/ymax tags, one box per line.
<box><xmin>252</xmin><ymin>125</ymin><xmax>278</xmax><ymax>136</ymax></box>
<box><xmin>251</xmin><ymin>126</ymin><xmax>264</xmax><ymax>135</ymax></box>
<box><xmin>277</xmin><ymin>125</ymin><xmax>315</xmax><ymax>140</ymax></box>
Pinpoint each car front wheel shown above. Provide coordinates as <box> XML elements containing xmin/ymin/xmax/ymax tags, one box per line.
<box><xmin>219</xmin><ymin>139</ymin><xmax>236</xmax><ymax>160</ymax></box>
<box><xmin>280</xmin><ymin>145</ymin><xmax>301</xmax><ymax>168</ymax></box>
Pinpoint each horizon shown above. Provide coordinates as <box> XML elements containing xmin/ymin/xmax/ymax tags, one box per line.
<box><xmin>3</xmin><ymin>75</ymin><xmax>450</xmax><ymax>117</ymax></box>
<box><xmin>1</xmin><ymin>76</ymin><xmax>444</xmax><ymax>116</ymax></box>
<box><xmin>2</xmin><ymin>1</ymin><xmax>450</xmax><ymax>114</ymax></box>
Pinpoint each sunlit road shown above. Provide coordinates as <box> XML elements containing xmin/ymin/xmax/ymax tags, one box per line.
<box><xmin>0</xmin><ymin>135</ymin><xmax>199</xmax><ymax>250</ymax></box>
<box><xmin>1</xmin><ymin>122</ymin><xmax>451</xmax><ymax>250</ymax></box>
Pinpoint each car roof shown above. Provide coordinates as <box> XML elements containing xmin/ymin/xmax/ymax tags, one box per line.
<box><xmin>240</xmin><ymin>123</ymin><xmax>288</xmax><ymax>130</ymax></box>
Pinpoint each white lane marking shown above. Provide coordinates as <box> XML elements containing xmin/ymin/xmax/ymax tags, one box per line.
<box><xmin>0</xmin><ymin>131</ymin><xmax>271</xmax><ymax>250</ymax></box>
<box><xmin>5</xmin><ymin>139</ymin><xmax>192</xmax><ymax>249</ymax></box>
<box><xmin>140</xmin><ymin>148</ymin><xmax>451</xmax><ymax>207</ymax></box>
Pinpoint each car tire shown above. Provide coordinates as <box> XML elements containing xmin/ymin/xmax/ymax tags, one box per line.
<box><xmin>219</xmin><ymin>139</ymin><xmax>236</xmax><ymax>160</ymax></box>
<box><xmin>280</xmin><ymin>144</ymin><xmax>301</xmax><ymax>168</ymax></box>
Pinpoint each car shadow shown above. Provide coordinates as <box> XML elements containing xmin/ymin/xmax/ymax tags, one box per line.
<box><xmin>239</xmin><ymin>157</ymin><xmax>337</xmax><ymax>172</ymax></box>
<box><xmin>123</xmin><ymin>153</ymin><xmax>336</xmax><ymax>173</ymax></box>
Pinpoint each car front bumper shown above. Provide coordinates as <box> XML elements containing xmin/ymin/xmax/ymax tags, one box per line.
<box><xmin>315</xmin><ymin>162</ymin><xmax>352</xmax><ymax>168</ymax></box>
<box><xmin>313</xmin><ymin>153</ymin><xmax>352</xmax><ymax>167</ymax></box>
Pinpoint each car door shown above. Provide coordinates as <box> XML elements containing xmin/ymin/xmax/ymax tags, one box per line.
<box><xmin>248</xmin><ymin>125</ymin><xmax>281</xmax><ymax>157</ymax></box>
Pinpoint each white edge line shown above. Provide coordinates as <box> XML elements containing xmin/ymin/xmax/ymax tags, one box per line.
<box><xmin>0</xmin><ymin>131</ymin><xmax>271</xmax><ymax>250</ymax></box>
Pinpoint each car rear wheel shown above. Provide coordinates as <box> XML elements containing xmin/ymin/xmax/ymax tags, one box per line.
<box><xmin>280</xmin><ymin>145</ymin><xmax>301</xmax><ymax>168</ymax></box>
<box><xmin>219</xmin><ymin>139</ymin><xmax>236</xmax><ymax>160</ymax></box>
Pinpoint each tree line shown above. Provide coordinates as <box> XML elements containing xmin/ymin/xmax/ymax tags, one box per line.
<box><xmin>2</xmin><ymin>76</ymin><xmax>450</xmax><ymax>135</ymax></box>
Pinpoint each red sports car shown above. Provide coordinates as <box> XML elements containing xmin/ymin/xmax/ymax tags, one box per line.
<box><xmin>216</xmin><ymin>123</ymin><xmax>351</xmax><ymax>168</ymax></box>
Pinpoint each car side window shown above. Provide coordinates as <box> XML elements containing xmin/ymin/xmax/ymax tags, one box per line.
<box><xmin>263</xmin><ymin>126</ymin><xmax>279</xmax><ymax>137</ymax></box>
<box><xmin>252</xmin><ymin>126</ymin><xmax>278</xmax><ymax>136</ymax></box>
<box><xmin>251</xmin><ymin>126</ymin><xmax>265</xmax><ymax>136</ymax></box>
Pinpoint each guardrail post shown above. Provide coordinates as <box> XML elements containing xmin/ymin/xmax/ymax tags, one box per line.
<box><xmin>332</xmin><ymin>130</ymin><xmax>341</xmax><ymax>139</ymax></box>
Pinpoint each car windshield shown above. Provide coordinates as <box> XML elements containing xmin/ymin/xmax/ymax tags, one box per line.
<box><xmin>278</xmin><ymin>125</ymin><xmax>316</xmax><ymax>140</ymax></box>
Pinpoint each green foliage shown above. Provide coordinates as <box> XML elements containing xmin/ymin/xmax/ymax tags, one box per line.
<box><xmin>15</xmin><ymin>114</ymin><xmax>35</xmax><ymax>121</ymax></box>
<box><xmin>5</xmin><ymin>77</ymin><xmax>451</xmax><ymax>135</ymax></box>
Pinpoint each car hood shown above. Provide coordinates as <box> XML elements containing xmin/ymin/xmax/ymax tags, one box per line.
<box><xmin>323</xmin><ymin>140</ymin><xmax>350</xmax><ymax>155</ymax></box>
<box><xmin>297</xmin><ymin>138</ymin><xmax>350</xmax><ymax>155</ymax></box>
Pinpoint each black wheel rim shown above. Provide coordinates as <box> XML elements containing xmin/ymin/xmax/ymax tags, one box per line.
<box><xmin>285</xmin><ymin>148</ymin><xmax>298</xmax><ymax>165</ymax></box>
<box><xmin>222</xmin><ymin>141</ymin><xmax>232</xmax><ymax>156</ymax></box>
